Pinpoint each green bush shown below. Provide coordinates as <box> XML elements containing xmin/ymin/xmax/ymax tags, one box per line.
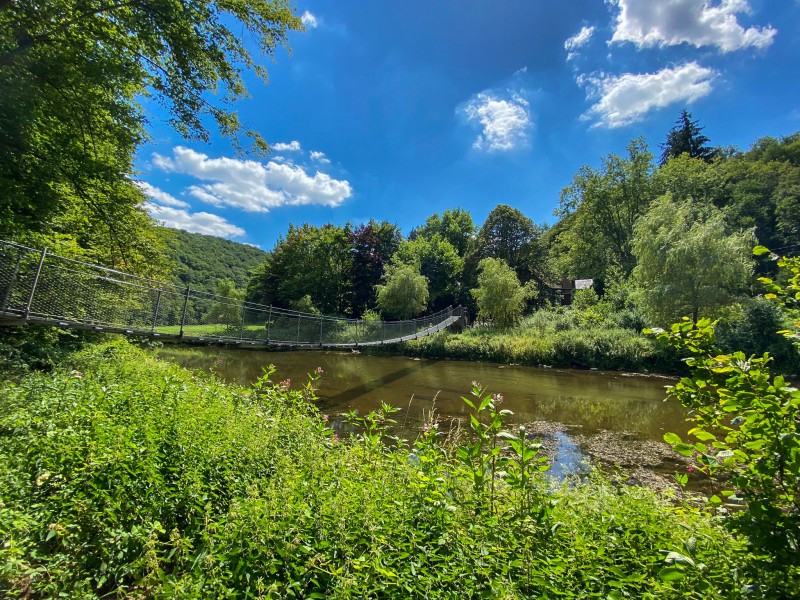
<box><xmin>0</xmin><ymin>339</ymin><xmax>768</xmax><ymax>597</ymax></box>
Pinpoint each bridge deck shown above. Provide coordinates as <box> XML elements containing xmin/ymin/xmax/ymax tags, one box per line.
<box><xmin>0</xmin><ymin>239</ymin><xmax>465</xmax><ymax>350</ymax></box>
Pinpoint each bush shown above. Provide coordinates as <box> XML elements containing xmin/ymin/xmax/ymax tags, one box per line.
<box><xmin>0</xmin><ymin>341</ymin><xmax>755</xmax><ymax>597</ymax></box>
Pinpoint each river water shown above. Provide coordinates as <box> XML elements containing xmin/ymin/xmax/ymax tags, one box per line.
<box><xmin>158</xmin><ymin>347</ymin><xmax>689</xmax><ymax>481</ymax></box>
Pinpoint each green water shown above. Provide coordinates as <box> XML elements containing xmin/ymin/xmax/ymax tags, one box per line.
<box><xmin>157</xmin><ymin>346</ymin><xmax>686</xmax><ymax>442</ymax></box>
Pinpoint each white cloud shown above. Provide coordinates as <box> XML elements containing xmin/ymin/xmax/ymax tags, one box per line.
<box><xmin>580</xmin><ymin>62</ymin><xmax>715</xmax><ymax>128</ymax></box>
<box><xmin>565</xmin><ymin>26</ymin><xmax>595</xmax><ymax>60</ymax></box>
<box><xmin>152</xmin><ymin>146</ymin><xmax>352</xmax><ymax>212</ymax></box>
<box><xmin>610</xmin><ymin>0</ymin><xmax>776</xmax><ymax>52</ymax></box>
<box><xmin>135</xmin><ymin>181</ymin><xmax>189</xmax><ymax>208</ymax></box>
<box><xmin>272</xmin><ymin>140</ymin><xmax>302</xmax><ymax>152</ymax></box>
<box><xmin>459</xmin><ymin>86</ymin><xmax>532</xmax><ymax>152</ymax></box>
<box><xmin>146</xmin><ymin>203</ymin><xmax>245</xmax><ymax>238</ymax></box>
<box><xmin>301</xmin><ymin>11</ymin><xmax>318</xmax><ymax>29</ymax></box>
<box><xmin>310</xmin><ymin>150</ymin><xmax>331</xmax><ymax>164</ymax></box>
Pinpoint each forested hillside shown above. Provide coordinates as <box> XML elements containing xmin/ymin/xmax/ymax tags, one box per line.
<box><xmin>160</xmin><ymin>229</ymin><xmax>267</xmax><ymax>294</ymax></box>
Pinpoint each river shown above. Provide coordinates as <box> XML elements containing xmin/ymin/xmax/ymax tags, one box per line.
<box><xmin>158</xmin><ymin>347</ymin><xmax>690</xmax><ymax>485</ymax></box>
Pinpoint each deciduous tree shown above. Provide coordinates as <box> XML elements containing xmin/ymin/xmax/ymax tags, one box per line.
<box><xmin>632</xmin><ymin>195</ymin><xmax>753</xmax><ymax>325</ymax></box>
<box><xmin>376</xmin><ymin>263</ymin><xmax>428</xmax><ymax>320</ymax></box>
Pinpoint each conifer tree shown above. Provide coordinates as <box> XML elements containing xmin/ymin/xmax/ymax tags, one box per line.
<box><xmin>659</xmin><ymin>109</ymin><xmax>715</xmax><ymax>166</ymax></box>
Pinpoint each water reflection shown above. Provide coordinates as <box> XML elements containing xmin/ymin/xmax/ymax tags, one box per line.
<box><xmin>158</xmin><ymin>347</ymin><xmax>686</xmax><ymax>444</ymax></box>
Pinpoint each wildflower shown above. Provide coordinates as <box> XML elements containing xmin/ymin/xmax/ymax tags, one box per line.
<box><xmin>279</xmin><ymin>379</ymin><xmax>291</xmax><ymax>388</ymax></box>
<box><xmin>332</xmin><ymin>433</ymin><xmax>339</xmax><ymax>443</ymax></box>
<box><xmin>687</xmin><ymin>465</ymin><xmax>695</xmax><ymax>474</ymax></box>
<box><xmin>315</xmin><ymin>366</ymin><xmax>324</xmax><ymax>374</ymax></box>
<box><xmin>492</xmin><ymin>393</ymin><xmax>504</xmax><ymax>404</ymax></box>
<box><xmin>322</xmin><ymin>413</ymin><xmax>329</xmax><ymax>422</ymax></box>
<box><xmin>422</xmin><ymin>421</ymin><xmax>437</xmax><ymax>433</ymax></box>
<box><xmin>472</xmin><ymin>380</ymin><xmax>480</xmax><ymax>388</ymax></box>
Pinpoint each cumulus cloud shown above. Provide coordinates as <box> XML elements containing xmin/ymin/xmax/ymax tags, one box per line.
<box><xmin>301</xmin><ymin>11</ymin><xmax>318</xmax><ymax>29</ymax></box>
<box><xmin>310</xmin><ymin>150</ymin><xmax>331</xmax><ymax>164</ymax></box>
<box><xmin>146</xmin><ymin>203</ymin><xmax>245</xmax><ymax>238</ymax></box>
<box><xmin>609</xmin><ymin>0</ymin><xmax>776</xmax><ymax>52</ymax></box>
<box><xmin>565</xmin><ymin>26</ymin><xmax>595</xmax><ymax>60</ymax></box>
<box><xmin>458</xmin><ymin>75</ymin><xmax>533</xmax><ymax>154</ymax></box>
<box><xmin>580</xmin><ymin>62</ymin><xmax>715</xmax><ymax>128</ymax></box>
<box><xmin>272</xmin><ymin>140</ymin><xmax>302</xmax><ymax>152</ymax></box>
<box><xmin>135</xmin><ymin>181</ymin><xmax>189</xmax><ymax>208</ymax></box>
<box><xmin>152</xmin><ymin>146</ymin><xmax>352</xmax><ymax>212</ymax></box>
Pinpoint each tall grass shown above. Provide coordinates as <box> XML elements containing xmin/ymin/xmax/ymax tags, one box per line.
<box><xmin>403</xmin><ymin>307</ymin><xmax>679</xmax><ymax>371</ymax></box>
<box><xmin>1</xmin><ymin>340</ymin><xmax>779</xmax><ymax>597</ymax></box>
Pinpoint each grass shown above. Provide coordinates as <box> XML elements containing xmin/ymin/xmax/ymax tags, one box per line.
<box><xmin>1</xmin><ymin>339</ymin><xmax>787</xmax><ymax>598</ymax></box>
<box><xmin>399</xmin><ymin>308</ymin><xmax>681</xmax><ymax>372</ymax></box>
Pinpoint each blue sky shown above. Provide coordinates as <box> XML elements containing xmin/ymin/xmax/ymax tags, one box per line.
<box><xmin>137</xmin><ymin>0</ymin><xmax>800</xmax><ymax>249</ymax></box>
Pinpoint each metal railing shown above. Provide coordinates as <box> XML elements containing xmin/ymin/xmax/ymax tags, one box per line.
<box><xmin>0</xmin><ymin>239</ymin><xmax>465</xmax><ymax>348</ymax></box>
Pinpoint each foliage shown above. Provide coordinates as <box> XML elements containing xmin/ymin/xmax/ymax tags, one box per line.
<box><xmin>411</xmin><ymin>207</ymin><xmax>476</xmax><ymax>257</ymax></box>
<box><xmin>392</xmin><ymin>234</ymin><xmax>463</xmax><ymax>309</ymax></box>
<box><xmin>0</xmin><ymin>0</ymin><xmax>300</xmax><ymax>269</ymax></box>
<box><xmin>632</xmin><ymin>195</ymin><xmax>753</xmax><ymax>324</ymax></box>
<box><xmin>161</xmin><ymin>228</ymin><xmax>267</xmax><ymax>293</ymax></box>
<box><xmin>653</xmin><ymin>318</ymin><xmax>800</xmax><ymax>590</ymax></box>
<box><xmin>554</xmin><ymin>138</ymin><xmax>657</xmax><ymax>280</ymax></box>
<box><xmin>290</xmin><ymin>293</ymin><xmax>321</xmax><ymax>315</ymax></box>
<box><xmin>402</xmin><ymin>309</ymin><xmax>675</xmax><ymax>371</ymax></box>
<box><xmin>471</xmin><ymin>257</ymin><xmax>533</xmax><ymax>328</ymax></box>
<box><xmin>247</xmin><ymin>223</ymin><xmax>354</xmax><ymax>315</ymax></box>
<box><xmin>202</xmin><ymin>279</ymin><xmax>245</xmax><ymax>328</ymax></box>
<box><xmin>0</xmin><ymin>340</ymin><xmax>758</xmax><ymax>597</ymax></box>
<box><xmin>659</xmin><ymin>109</ymin><xmax>716</xmax><ymax>166</ymax></box>
<box><xmin>349</xmin><ymin>220</ymin><xmax>402</xmax><ymax>317</ymax></box>
<box><xmin>376</xmin><ymin>263</ymin><xmax>429</xmax><ymax>319</ymax></box>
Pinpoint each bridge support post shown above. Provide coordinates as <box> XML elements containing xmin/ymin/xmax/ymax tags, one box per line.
<box><xmin>266</xmin><ymin>306</ymin><xmax>271</xmax><ymax>342</ymax></box>
<box><xmin>179</xmin><ymin>287</ymin><xmax>190</xmax><ymax>341</ymax></box>
<box><xmin>24</xmin><ymin>248</ymin><xmax>47</xmax><ymax>320</ymax></box>
<box><xmin>319</xmin><ymin>314</ymin><xmax>323</xmax><ymax>347</ymax></box>
<box><xmin>296</xmin><ymin>315</ymin><xmax>301</xmax><ymax>344</ymax></box>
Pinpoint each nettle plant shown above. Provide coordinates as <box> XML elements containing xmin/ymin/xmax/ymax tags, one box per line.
<box><xmin>651</xmin><ymin>248</ymin><xmax>800</xmax><ymax>573</ymax></box>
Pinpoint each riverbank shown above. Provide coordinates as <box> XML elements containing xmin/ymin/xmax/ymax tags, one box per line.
<box><xmin>3</xmin><ymin>339</ymin><xmax>794</xmax><ymax>597</ymax></box>
<box><xmin>374</xmin><ymin>317</ymin><xmax>682</xmax><ymax>373</ymax></box>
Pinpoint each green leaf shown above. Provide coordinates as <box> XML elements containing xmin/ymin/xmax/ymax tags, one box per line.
<box><xmin>658</xmin><ymin>566</ymin><xmax>686</xmax><ymax>582</ymax></box>
<box><xmin>663</xmin><ymin>432</ymin><xmax>683</xmax><ymax>446</ymax></box>
<box><xmin>753</xmin><ymin>245</ymin><xmax>771</xmax><ymax>257</ymax></box>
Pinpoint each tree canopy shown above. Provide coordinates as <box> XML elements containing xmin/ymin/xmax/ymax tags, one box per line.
<box><xmin>659</xmin><ymin>109</ymin><xmax>715</xmax><ymax>166</ymax></box>
<box><xmin>376</xmin><ymin>263</ymin><xmax>429</xmax><ymax>320</ymax></box>
<box><xmin>632</xmin><ymin>195</ymin><xmax>753</xmax><ymax>324</ymax></box>
<box><xmin>471</xmin><ymin>258</ymin><xmax>531</xmax><ymax>328</ymax></box>
<box><xmin>0</xmin><ymin>0</ymin><xmax>301</xmax><ymax>271</ymax></box>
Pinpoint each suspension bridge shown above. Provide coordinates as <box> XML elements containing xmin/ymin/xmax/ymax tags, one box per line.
<box><xmin>0</xmin><ymin>240</ymin><xmax>466</xmax><ymax>348</ymax></box>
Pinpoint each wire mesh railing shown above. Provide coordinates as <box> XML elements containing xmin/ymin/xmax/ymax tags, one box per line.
<box><xmin>0</xmin><ymin>239</ymin><xmax>465</xmax><ymax>347</ymax></box>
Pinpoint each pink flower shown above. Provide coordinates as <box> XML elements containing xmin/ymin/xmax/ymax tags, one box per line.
<box><xmin>315</xmin><ymin>367</ymin><xmax>324</xmax><ymax>374</ymax></box>
<box><xmin>322</xmin><ymin>414</ymin><xmax>329</xmax><ymax>422</ymax></box>
<box><xmin>279</xmin><ymin>379</ymin><xmax>291</xmax><ymax>388</ymax></box>
<box><xmin>492</xmin><ymin>393</ymin><xmax>504</xmax><ymax>404</ymax></box>
<box><xmin>472</xmin><ymin>380</ymin><xmax>480</xmax><ymax>388</ymax></box>
<box><xmin>687</xmin><ymin>465</ymin><xmax>695</xmax><ymax>474</ymax></box>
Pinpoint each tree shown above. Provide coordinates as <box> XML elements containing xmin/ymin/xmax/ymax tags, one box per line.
<box><xmin>411</xmin><ymin>208</ymin><xmax>476</xmax><ymax>256</ymax></box>
<box><xmin>470</xmin><ymin>258</ymin><xmax>532</xmax><ymax>328</ymax></box>
<box><xmin>555</xmin><ymin>138</ymin><xmax>656</xmax><ymax>279</ymax></box>
<box><xmin>632</xmin><ymin>195</ymin><xmax>753</xmax><ymax>325</ymax></box>
<box><xmin>247</xmin><ymin>224</ymin><xmax>354</xmax><ymax>315</ymax></box>
<box><xmin>376</xmin><ymin>263</ymin><xmax>429</xmax><ymax>320</ymax></box>
<box><xmin>659</xmin><ymin>109</ymin><xmax>715</xmax><ymax>166</ymax></box>
<box><xmin>0</xmin><ymin>0</ymin><xmax>301</xmax><ymax>269</ymax></box>
<box><xmin>349</xmin><ymin>220</ymin><xmax>402</xmax><ymax>317</ymax></box>
<box><xmin>204</xmin><ymin>279</ymin><xmax>244</xmax><ymax>327</ymax></box>
<box><xmin>392</xmin><ymin>235</ymin><xmax>463</xmax><ymax>309</ymax></box>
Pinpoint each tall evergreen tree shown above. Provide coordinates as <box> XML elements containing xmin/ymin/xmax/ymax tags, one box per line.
<box><xmin>659</xmin><ymin>109</ymin><xmax>715</xmax><ymax>166</ymax></box>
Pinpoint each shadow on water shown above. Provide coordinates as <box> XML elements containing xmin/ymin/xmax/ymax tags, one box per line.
<box><xmin>157</xmin><ymin>347</ymin><xmax>690</xmax><ymax>486</ymax></box>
